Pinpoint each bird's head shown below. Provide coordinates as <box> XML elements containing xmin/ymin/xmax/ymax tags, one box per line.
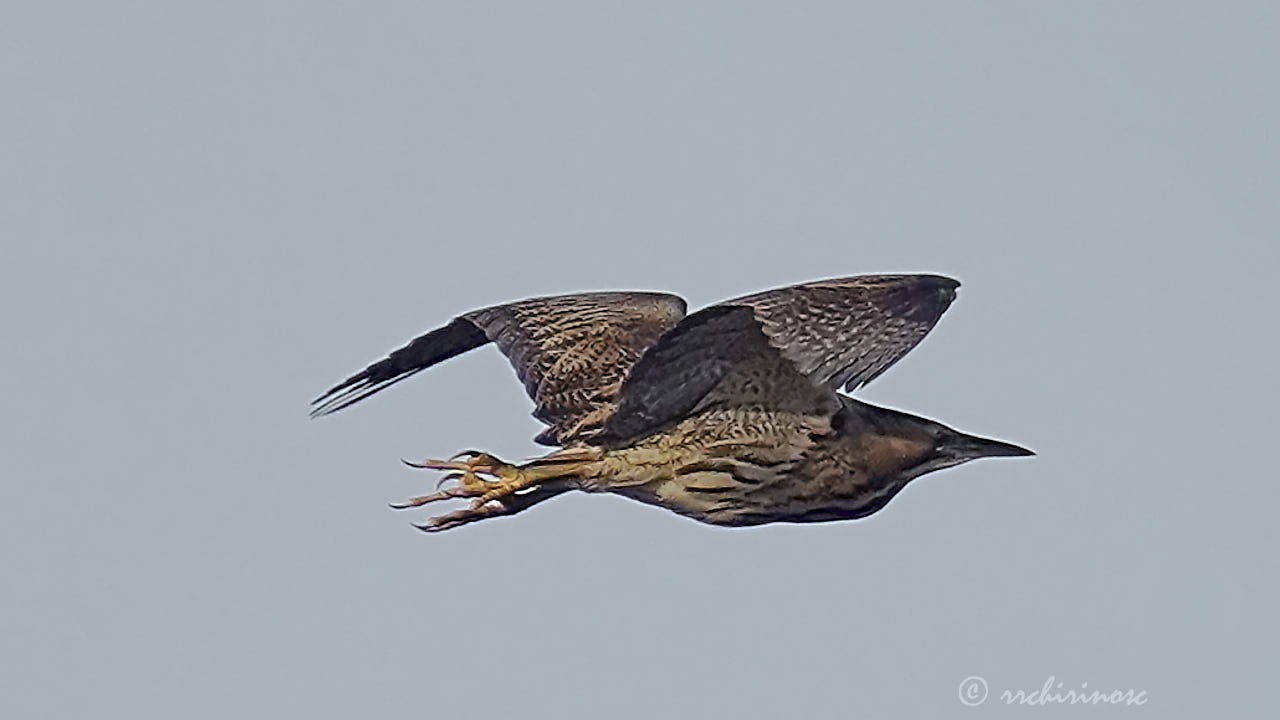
<box><xmin>910</xmin><ymin>422</ymin><xmax>1034</xmax><ymax>481</ymax></box>
<box><xmin>857</xmin><ymin>402</ymin><xmax>1034</xmax><ymax>483</ymax></box>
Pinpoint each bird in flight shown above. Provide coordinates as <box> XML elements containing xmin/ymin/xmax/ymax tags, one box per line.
<box><xmin>312</xmin><ymin>274</ymin><xmax>1032</xmax><ymax>532</ymax></box>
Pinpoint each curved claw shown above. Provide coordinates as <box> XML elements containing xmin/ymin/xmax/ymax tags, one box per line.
<box><xmin>412</xmin><ymin>503</ymin><xmax>506</xmax><ymax>532</ymax></box>
<box><xmin>389</xmin><ymin>484</ymin><xmax>472</xmax><ymax>509</ymax></box>
<box><xmin>403</xmin><ymin>458</ymin><xmax>472</xmax><ymax>471</ymax></box>
<box><xmin>390</xmin><ymin>496</ymin><xmax>441</xmax><ymax>510</ymax></box>
<box><xmin>449</xmin><ymin>450</ymin><xmax>484</xmax><ymax>461</ymax></box>
<box><xmin>413</xmin><ymin>513</ymin><xmax>471</xmax><ymax>533</ymax></box>
<box><xmin>435</xmin><ymin>472</ymin><xmax>462</xmax><ymax>491</ymax></box>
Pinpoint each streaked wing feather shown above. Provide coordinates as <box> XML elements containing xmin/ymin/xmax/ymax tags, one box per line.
<box><xmin>732</xmin><ymin>274</ymin><xmax>958</xmax><ymax>391</ymax></box>
<box><xmin>463</xmin><ymin>292</ymin><xmax>686</xmax><ymax>442</ymax></box>
<box><xmin>311</xmin><ymin>292</ymin><xmax>687</xmax><ymax>445</ymax></box>
<box><xmin>309</xmin><ymin>318</ymin><xmax>488</xmax><ymax>418</ymax></box>
<box><xmin>603</xmin><ymin>274</ymin><xmax>958</xmax><ymax>442</ymax></box>
<box><xmin>597</xmin><ymin>306</ymin><xmax>761</xmax><ymax>441</ymax></box>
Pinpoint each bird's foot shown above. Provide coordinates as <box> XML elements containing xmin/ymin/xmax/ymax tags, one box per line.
<box><xmin>392</xmin><ymin>449</ymin><xmax>599</xmax><ymax>532</ymax></box>
<box><xmin>393</xmin><ymin>451</ymin><xmax>540</xmax><ymax>532</ymax></box>
<box><xmin>395</xmin><ymin>451</ymin><xmax>528</xmax><ymax>507</ymax></box>
<box><xmin>408</xmin><ymin>501</ymin><xmax>515</xmax><ymax>533</ymax></box>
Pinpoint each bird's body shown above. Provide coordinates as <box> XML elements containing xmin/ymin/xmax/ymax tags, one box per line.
<box><xmin>579</xmin><ymin>397</ymin><xmax>928</xmax><ymax>526</ymax></box>
<box><xmin>312</xmin><ymin>274</ymin><xmax>1031</xmax><ymax>532</ymax></box>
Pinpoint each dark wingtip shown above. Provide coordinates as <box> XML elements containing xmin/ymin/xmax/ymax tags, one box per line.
<box><xmin>888</xmin><ymin>274</ymin><xmax>960</xmax><ymax>323</ymax></box>
<box><xmin>307</xmin><ymin>318</ymin><xmax>489</xmax><ymax>419</ymax></box>
<box><xmin>308</xmin><ymin>375</ymin><xmax>369</xmax><ymax>418</ymax></box>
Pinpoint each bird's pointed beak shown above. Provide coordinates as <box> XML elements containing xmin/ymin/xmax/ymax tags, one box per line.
<box><xmin>947</xmin><ymin>433</ymin><xmax>1035</xmax><ymax>460</ymax></box>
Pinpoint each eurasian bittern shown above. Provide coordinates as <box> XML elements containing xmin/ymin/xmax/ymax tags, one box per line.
<box><xmin>312</xmin><ymin>274</ymin><xmax>1031</xmax><ymax>532</ymax></box>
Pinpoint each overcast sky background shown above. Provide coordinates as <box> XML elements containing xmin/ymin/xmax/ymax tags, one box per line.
<box><xmin>3</xmin><ymin>2</ymin><xmax>1277</xmax><ymax>717</ymax></box>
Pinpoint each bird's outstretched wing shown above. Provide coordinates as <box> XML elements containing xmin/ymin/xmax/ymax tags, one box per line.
<box><xmin>311</xmin><ymin>291</ymin><xmax>687</xmax><ymax>445</ymax></box>
<box><xmin>603</xmin><ymin>274</ymin><xmax>958</xmax><ymax>441</ymax></box>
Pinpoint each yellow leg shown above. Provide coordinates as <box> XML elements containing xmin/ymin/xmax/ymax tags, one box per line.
<box><xmin>392</xmin><ymin>450</ymin><xmax>599</xmax><ymax>532</ymax></box>
<box><xmin>398</xmin><ymin>451</ymin><xmax>535</xmax><ymax>510</ymax></box>
<box><xmin>409</xmin><ymin>481</ymin><xmax>577</xmax><ymax>532</ymax></box>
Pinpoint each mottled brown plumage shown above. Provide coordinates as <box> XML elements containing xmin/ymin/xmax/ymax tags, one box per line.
<box><xmin>312</xmin><ymin>274</ymin><xmax>1032</xmax><ymax>532</ymax></box>
<box><xmin>310</xmin><ymin>291</ymin><xmax>686</xmax><ymax>445</ymax></box>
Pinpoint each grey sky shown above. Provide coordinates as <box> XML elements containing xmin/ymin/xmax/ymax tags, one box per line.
<box><xmin>3</xmin><ymin>2</ymin><xmax>1276</xmax><ymax>717</ymax></box>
